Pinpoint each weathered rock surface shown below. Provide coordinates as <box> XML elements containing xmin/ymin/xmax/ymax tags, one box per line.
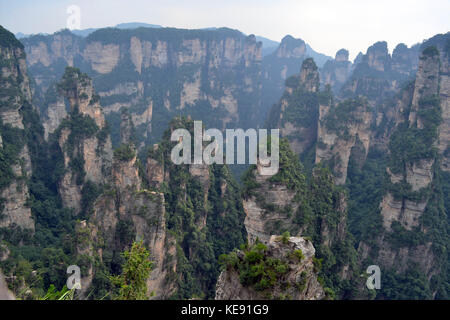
<box><xmin>321</xmin><ymin>49</ymin><xmax>352</xmax><ymax>93</ymax></box>
<box><xmin>243</xmin><ymin>165</ymin><xmax>300</xmax><ymax>244</ymax></box>
<box><xmin>55</xmin><ymin>68</ymin><xmax>113</xmax><ymax>212</ymax></box>
<box><xmin>215</xmin><ymin>236</ymin><xmax>325</xmax><ymax>300</ymax></box>
<box><xmin>85</xmin><ymin>145</ymin><xmax>177</xmax><ymax>298</ymax></box>
<box><xmin>316</xmin><ymin>98</ymin><xmax>372</xmax><ymax>185</ymax></box>
<box><xmin>22</xmin><ymin>28</ymin><xmax>263</xmax><ymax>144</ymax></box>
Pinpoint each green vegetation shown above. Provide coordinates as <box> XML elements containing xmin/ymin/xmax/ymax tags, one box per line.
<box><xmin>113</xmin><ymin>143</ymin><xmax>136</xmax><ymax>161</ymax></box>
<box><xmin>388</xmin><ymin>106</ymin><xmax>441</xmax><ymax>174</ymax></box>
<box><xmin>55</xmin><ymin>109</ymin><xmax>99</xmax><ymax>184</ymax></box>
<box><xmin>143</xmin><ymin>117</ymin><xmax>246</xmax><ymax>299</ymax></box>
<box><xmin>40</xmin><ymin>285</ymin><xmax>76</xmax><ymax>300</ymax></box>
<box><xmin>1</xmin><ymin>24</ymin><xmax>447</xmax><ymax>301</ymax></box>
<box><xmin>292</xmin><ymin>249</ymin><xmax>304</xmax><ymax>262</ymax></box>
<box><xmin>323</xmin><ymin>97</ymin><xmax>367</xmax><ymax>139</ymax></box>
<box><xmin>379</xmin><ymin>267</ymin><xmax>433</xmax><ymax>299</ymax></box>
<box><xmin>219</xmin><ymin>242</ymin><xmax>290</xmax><ymax>292</ymax></box>
<box><xmin>57</xmin><ymin>66</ymin><xmax>90</xmax><ymax>93</ymax></box>
<box><xmin>268</xmin><ymin>138</ymin><xmax>308</xmax><ymax>191</ymax></box>
<box><xmin>240</xmin><ymin>139</ymin><xmax>359</xmax><ymax>298</ymax></box>
<box><xmin>0</xmin><ymin>25</ymin><xmax>24</xmax><ymax>49</ymax></box>
<box><xmin>281</xmin><ymin>231</ymin><xmax>290</xmax><ymax>244</ymax></box>
<box><xmin>421</xmin><ymin>45</ymin><xmax>439</xmax><ymax>58</ymax></box>
<box><xmin>280</xmin><ymin>81</ymin><xmax>319</xmax><ymax>128</ymax></box>
<box><xmin>0</xmin><ymin>121</ymin><xmax>26</xmax><ymax>193</ymax></box>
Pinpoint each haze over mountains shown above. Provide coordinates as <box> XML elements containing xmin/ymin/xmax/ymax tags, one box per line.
<box><xmin>0</xmin><ymin>20</ymin><xmax>449</xmax><ymax>301</ymax></box>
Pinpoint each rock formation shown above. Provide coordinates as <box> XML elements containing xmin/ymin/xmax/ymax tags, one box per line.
<box><xmin>341</xmin><ymin>41</ymin><xmax>418</xmax><ymax>106</ymax></box>
<box><xmin>21</xmin><ymin>28</ymin><xmax>263</xmax><ymax>146</ymax></box>
<box><xmin>369</xmin><ymin>45</ymin><xmax>446</xmax><ymax>285</ymax></box>
<box><xmin>320</xmin><ymin>49</ymin><xmax>352</xmax><ymax>93</ymax></box>
<box><xmin>229</xmin><ymin>138</ymin><xmax>357</xmax><ymax>299</ymax></box>
<box><xmin>84</xmin><ymin>144</ymin><xmax>177</xmax><ymax>298</ymax></box>
<box><xmin>0</xmin><ymin>26</ymin><xmax>34</xmax><ymax>231</ymax></box>
<box><xmin>215</xmin><ymin>236</ymin><xmax>325</xmax><ymax>300</ymax></box>
<box><xmin>54</xmin><ymin>67</ymin><xmax>112</xmax><ymax>212</ymax></box>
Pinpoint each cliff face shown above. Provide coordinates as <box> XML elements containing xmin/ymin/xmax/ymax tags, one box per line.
<box><xmin>41</xmin><ymin>91</ymin><xmax>68</xmax><ymax>140</ymax></box>
<box><xmin>268</xmin><ymin>58</ymin><xmax>372</xmax><ymax>184</ymax></box>
<box><xmin>373</xmin><ymin>47</ymin><xmax>445</xmax><ymax>278</ymax></box>
<box><xmin>436</xmin><ymin>39</ymin><xmax>450</xmax><ymax>172</ymax></box>
<box><xmin>69</xmin><ymin>108</ymin><xmax>178</xmax><ymax>298</ymax></box>
<box><xmin>22</xmin><ymin>28</ymin><xmax>262</xmax><ymax>146</ymax></box>
<box><xmin>141</xmin><ymin>117</ymin><xmax>247</xmax><ymax>299</ymax></box>
<box><xmin>215</xmin><ymin>236</ymin><xmax>325</xmax><ymax>300</ymax></box>
<box><xmin>270</xmin><ymin>58</ymin><xmax>320</xmax><ymax>155</ymax></box>
<box><xmin>0</xmin><ymin>26</ymin><xmax>34</xmax><ymax>231</ymax></box>
<box><xmin>233</xmin><ymin>139</ymin><xmax>357</xmax><ymax>299</ymax></box>
<box><xmin>391</xmin><ymin>43</ymin><xmax>420</xmax><ymax>77</ymax></box>
<box><xmin>54</xmin><ymin>67</ymin><xmax>112</xmax><ymax>212</ymax></box>
<box><xmin>82</xmin><ymin>143</ymin><xmax>177</xmax><ymax>298</ymax></box>
<box><xmin>320</xmin><ymin>49</ymin><xmax>352</xmax><ymax>93</ymax></box>
<box><xmin>243</xmin><ymin>163</ymin><xmax>301</xmax><ymax>244</ymax></box>
<box><xmin>261</xmin><ymin>36</ymin><xmax>311</xmax><ymax>125</ymax></box>
<box><xmin>316</xmin><ymin>97</ymin><xmax>372</xmax><ymax>185</ymax></box>
<box><xmin>250</xmin><ymin>34</ymin><xmax>448</xmax><ymax>299</ymax></box>
<box><xmin>384</xmin><ymin>48</ymin><xmax>440</xmax><ymax>227</ymax></box>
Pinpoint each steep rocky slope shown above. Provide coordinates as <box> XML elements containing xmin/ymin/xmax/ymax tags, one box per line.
<box><xmin>267</xmin><ymin>58</ymin><xmax>372</xmax><ymax>184</ymax></box>
<box><xmin>354</xmin><ymin>42</ymin><xmax>449</xmax><ymax>298</ymax></box>
<box><xmin>260</xmin><ymin>36</ymin><xmax>331</xmax><ymax>125</ymax></box>
<box><xmin>341</xmin><ymin>41</ymin><xmax>419</xmax><ymax>106</ymax></box>
<box><xmin>321</xmin><ymin>49</ymin><xmax>352</xmax><ymax>94</ymax></box>
<box><xmin>0</xmin><ymin>22</ymin><xmax>448</xmax><ymax>300</ymax></box>
<box><xmin>267</xmin><ymin>58</ymin><xmax>320</xmax><ymax>156</ymax></box>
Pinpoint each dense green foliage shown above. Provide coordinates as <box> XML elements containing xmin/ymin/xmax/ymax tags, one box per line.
<box><xmin>0</xmin><ymin>67</ymin><xmax>105</xmax><ymax>298</ymax></box>
<box><xmin>347</xmin><ymin>148</ymin><xmax>386</xmax><ymax>247</ymax></box>
<box><xmin>345</xmin><ymin>46</ymin><xmax>448</xmax><ymax>299</ymax></box>
<box><xmin>57</xmin><ymin>67</ymin><xmax>90</xmax><ymax>93</ymax></box>
<box><xmin>388</xmin><ymin>94</ymin><xmax>441</xmax><ymax>174</ymax></box>
<box><xmin>0</xmin><ymin>121</ymin><xmax>26</xmax><ymax>193</ymax></box>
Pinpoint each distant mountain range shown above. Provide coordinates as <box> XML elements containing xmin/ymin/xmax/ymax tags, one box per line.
<box><xmin>15</xmin><ymin>22</ymin><xmax>332</xmax><ymax>60</ymax></box>
<box><xmin>15</xmin><ymin>22</ymin><xmax>163</xmax><ymax>38</ymax></box>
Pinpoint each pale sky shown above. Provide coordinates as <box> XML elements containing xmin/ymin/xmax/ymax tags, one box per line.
<box><xmin>1</xmin><ymin>0</ymin><xmax>449</xmax><ymax>60</ymax></box>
